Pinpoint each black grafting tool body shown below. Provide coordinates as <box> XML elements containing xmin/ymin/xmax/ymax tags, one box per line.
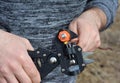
<box><xmin>28</xmin><ymin>29</ymin><xmax>86</xmax><ymax>80</ymax></box>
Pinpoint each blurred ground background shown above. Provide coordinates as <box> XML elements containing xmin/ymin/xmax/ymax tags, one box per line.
<box><xmin>77</xmin><ymin>1</ymin><xmax>120</xmax><ymax>83</ymax></box>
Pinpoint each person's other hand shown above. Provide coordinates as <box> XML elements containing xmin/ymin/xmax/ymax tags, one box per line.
<box><xmin>0</xmin><ymin>30</ymin><xmax>40</xmax><ymax>83</ymax></box>
<box><xmin>69</xmin><ymin>8</ymin><xmax>106</xmax><ymax>52</ymax></box>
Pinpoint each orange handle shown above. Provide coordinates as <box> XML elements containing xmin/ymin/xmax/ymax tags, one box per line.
<box><xmin>58</xmin><ymin>30</ymin><xmax>71</xmax><ymax>43</ymax></box>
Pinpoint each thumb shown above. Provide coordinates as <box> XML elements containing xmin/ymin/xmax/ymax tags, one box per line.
<box><xmin>69</xmin><ymin>21</ymin><xmax>79</xmax><ymax>43</ymax></box>
<box><xmin>69</xmin><ymin>21</ymin><xmax>78</xmax><ymax>35</ymax></box>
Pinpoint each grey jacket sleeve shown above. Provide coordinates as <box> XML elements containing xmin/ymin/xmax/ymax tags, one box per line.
<box><xmin>86</xmin><ymin>0</ymin><xmax>119</xmax><ymax>30</ymax></box>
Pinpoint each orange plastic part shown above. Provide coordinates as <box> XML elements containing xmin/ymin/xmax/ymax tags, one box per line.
<box><xmin>58</xmin><ymin>30</ymin><xmax>71</xmax><ymax>42</ymax></box>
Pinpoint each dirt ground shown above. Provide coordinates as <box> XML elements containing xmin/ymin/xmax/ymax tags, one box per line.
<box><xmin>77</xmin><ymin>1</ymin><xmax>120</xmax><ymax>83</ymax></box>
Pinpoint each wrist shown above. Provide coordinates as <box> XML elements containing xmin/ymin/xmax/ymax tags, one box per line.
<box><xmin>86</xmin><ymin>7</ymin><xmax>107</xmax><ymax>30</ymax></box>
<box><xmin>79</xmin><ymin>7</ymin><xmax>107</xmax><ymax>30</ymax></box>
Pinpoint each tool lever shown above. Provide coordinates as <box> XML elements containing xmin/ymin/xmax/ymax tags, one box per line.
<box><xmin>28</xmin><ymin>48</ymin><xmax>59</xmax><ymax>79</ymax></box>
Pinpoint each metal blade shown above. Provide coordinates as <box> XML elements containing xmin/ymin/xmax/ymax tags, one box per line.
<box><xmin>84</xmin><ymin>59</ymin><xmax>94</xmax><ymax>64</ymax></box>
<box><xmin>82</xmin><ymin>52</ymin><xmax>93</xmax><ymax>58</ymax></box>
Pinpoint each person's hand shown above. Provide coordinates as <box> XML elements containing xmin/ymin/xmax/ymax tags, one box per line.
<box><xmin>69</xmin><ymin>8</ymin><xmax>107</xmax><ymax>52</ymax></box>
<box><xmin>0</xmin><ymin>30</ymin><xmax>40</xmax><ymax>83</ymax></box>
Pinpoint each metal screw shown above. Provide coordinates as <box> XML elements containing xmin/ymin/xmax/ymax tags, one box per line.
<box><xmin>70</xmin><ymin>59</ymin><xmax>76</xmax><ymax>65</ymax></box>
<box><xmin>73</xmin><ymin>44</ymin><xmax>76</xmax><ymax>47</ymax></box>
<box><xmin>61</xmin><ymin>69</ymin><xmax>65</xmax><ymax>72</ymax></box>
<box><xmin>50</xmin><ymin>57</ymin><xmax>57</xmax><ymax>64</ymax></box>
<box><xmin>36</xmin><ymin>51</ymin><xmax>40</xmax><ymax>54</ymax></box>
<box><xmin>58</xmin><ymin>53</ymin><xmax>61</xmax><ymax>57</ymax></box>
<box><xmin>82</xmin><ymin>63</ymin><xmax>86</xmax><ymax>67</ymax></box>
<box><xmin>78</xmin><ymin>48</ymin><xmax>81</xmax><ymax>51</ymax></box>
<box><xmin>43</xmin><ymin>54</ymin><xmax>47</xmax><ymax>57</ymax></box>
<box><xmin>61</xmin><ymin>34</ymin><xmax>66</xmax><ymax>38</ymax></box>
